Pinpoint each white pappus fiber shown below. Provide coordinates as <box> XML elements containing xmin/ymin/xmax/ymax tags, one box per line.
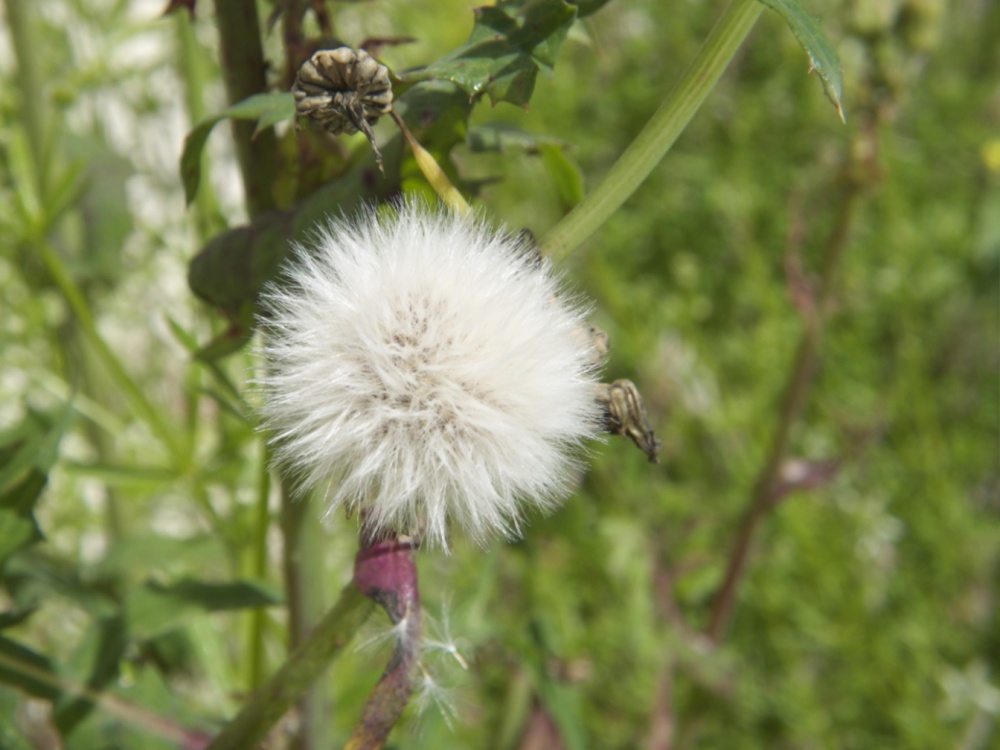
<box><xmin>258</xmin><ymin>200</ymin><xmax>604</xmax><ymax>548</ymax></box>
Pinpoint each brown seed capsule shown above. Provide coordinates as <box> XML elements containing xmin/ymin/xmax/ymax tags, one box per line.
<box><xmin>597</xmin><ymin>378</ymin><xmax>661</xmax><ymax>463</ymax></box>
<box><xmin>294</xmin><ymin>47</ymin><xmax>393</xmax><ymax>136</ymax></box>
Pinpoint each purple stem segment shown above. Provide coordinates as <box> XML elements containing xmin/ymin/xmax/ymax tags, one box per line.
<box><xmin>346</xmin><ymin>537</ymin><xmax>423</xmax><ymax>750</ymax></box>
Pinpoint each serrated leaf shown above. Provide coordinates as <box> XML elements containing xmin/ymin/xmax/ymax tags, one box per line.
<box><xmin>402</xmin><ymin>0</ymin><xmax>579</xmax><ymax>107</ymax></box>
<box><xmin>757</xmin><ymin>0</ymin><xmax>845</xmax><ymax>119</ymax></box>
<box><xmin>181</xmin><ymin>92</ymin><xmax>295</xmax><ymax>204</ymax></box>
<box><xmin>126</xmin><ymin>579</ymin><xmax>281</xmax><ymax>640</ymax></box>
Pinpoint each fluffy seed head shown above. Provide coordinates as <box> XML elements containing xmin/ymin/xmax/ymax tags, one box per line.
<box><xmin>258</xmin><ymin>201</ymin><xmax>603</xmax><ymax>547</ymax></box>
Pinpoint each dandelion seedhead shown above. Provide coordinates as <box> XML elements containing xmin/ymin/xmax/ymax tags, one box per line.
<box><xmin>258</xmin><ymin>200</ymin><xmax>604</xmax><ymax>548</ymax></box>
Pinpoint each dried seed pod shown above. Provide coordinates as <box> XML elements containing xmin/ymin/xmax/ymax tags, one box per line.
<box><xmin>597</xmin><ymin>378</ymin><xmax>661</xmax><ymax>463</ymax></box>
<box><xmin>294</xmin><ymin>47</ymin><xmax>393</xmax><ymax>170</ymax></box>
<box><xmin>294</xmin><ymin>47</ymin><xmax>393</xmax><ymax>134</ymax></box>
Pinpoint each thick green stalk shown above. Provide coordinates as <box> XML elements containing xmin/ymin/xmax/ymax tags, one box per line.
<box><xmin>205</xmin><ymin>584</ymin><xmax>374</xmax><ymax>750</ymax></box>
<box><xmin>209</xmin><ymin>3</ymin><xmax>325</xmax><ymax>743</ymax></box>
<box><xmin>539</xmin><ymin>0</ymin><xmax>764</xmax><ymax>262</ymax></box>
<box><xmin>211</xmin><ymin>0</ymin><xmax>278</xmax><ymax>217</ymax></box>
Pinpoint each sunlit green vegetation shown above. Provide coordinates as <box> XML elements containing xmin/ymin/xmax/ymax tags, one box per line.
<box><xmin>0</xmin><ymin>0</ymin><xmax>996</xmax><ymax>748</ymax></box>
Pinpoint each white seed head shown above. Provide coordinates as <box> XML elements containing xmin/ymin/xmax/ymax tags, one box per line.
<box><xmin>258</xmin><ymin>200</ymin><xmax>603</xmax><ymax>548</ymax></box>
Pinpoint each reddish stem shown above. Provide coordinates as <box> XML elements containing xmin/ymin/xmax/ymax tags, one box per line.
<box><xmin>705</xmin><ymin>155</ymin><xmax>869</xmax><ymax>643</ymax></box>
<box><xmin>346</xmin><ymin>536</ymin><xmax>422</xmax><ymax>750</ymax></box>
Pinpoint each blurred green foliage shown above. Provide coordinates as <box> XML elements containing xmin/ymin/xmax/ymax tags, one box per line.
<box><xmin>0</xmin><ymin>0</ymin><xmax>997</xmax><ymax>748</ymax></box>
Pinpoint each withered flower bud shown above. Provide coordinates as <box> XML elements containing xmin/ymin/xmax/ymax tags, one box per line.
<box><xmin>294</xmin><ymin>47</ymin><xmax>393</xmax><ymax>171</ymax></box>
<box><xmin>294</xmin><ymin>47</ymin><xmax>393</xmax><ymax>135</ymax></box>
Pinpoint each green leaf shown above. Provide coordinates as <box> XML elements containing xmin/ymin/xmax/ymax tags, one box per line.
<box><xmin>0</xmin><ymin>408</ymin><xmax>72</xmax><ymax>569</ymax></box>
<box><xmin>0</xmin><ymin>409</ymin><xmax>68</xmax><ymax>492</ymax></box>
<box><xmin>126</xmin><ymin>579</ymin><xmax>281</xmax><ymax>640</ymax></box>
<box><xmin>0</xmin><ymin>484</ymin><xmax>43</xmax><ymax>572</ymax></box>
<box><xmin>0</xmin><ymin>607</ymin><xmax>36</xmax><ymax>631</ymax></box>
<box><xmin>402</xmin><ymin>0</ymin><xmax>579</xmax><ymax>107</ymax></box>
<box><xmin>188</xmin><ymin>212</ymin><xmax>294</xmax><ymax>312</ymax></box>
<box><xmin>0</xmin><ymin>707</ymin><xmax>36</xmax><ymax>750</ymax></box>
<box><xmin>60</xmin><ymin>462</ymin><xmax>177</xmax><ymax>492</ymax></box>
<box><xmin>91</xmin><ymin>535</ymin><xmax>222</xmax><ymax>581</ymax></box>
<box><xmin>55</xmin><ymin>615</ymin><xmax>128</xmax><ymax>736</ymax></box>
<box><xmin>569</xmin><ymin>0</ymin><xmax>614</xmax><ymax>15</ymax></box>
<box><xmin>0</xmin><ymin>635</ymin><xmax>62</xmax><ymax>702</ymax></box>
<box><xmin>180</xmin><ymin>92</ymin><xmax>295</xmax><ymax>204</ymax></box>
<box><xmin>165</xmin><ymin>316</ymin><xmax>243</xmax><ymax>402</ymax></box>
<box><xmin>466</xmin><ymin>122</ymin><xmax>569</xmax><ymax>154</ymax></box>
<box><xmin>66</xmin><ymin>134</ymin><xmax>135</xmax><ymax>287</ymax></box>
<box><xmin>255</xmin><ymin>95</ymin><xmax>297</xmax><ymax>135</ymax></box>
<box><xmin>757</xmin><ymin>0</ymin><xmax>845</xmax><ymax>119</ymax></box>
<box><xmin>2</xmin><ymin>552</ymin><xmax>118</xmax><ymax>618</ymax></box>
<box><xmin>164</xmin><ymin>315</ymin><xmax>199</xmax><ymax>353</ymax></box>
<box><xmin>539</xmin><ymin>143</ymin><xmax>585</xmax><ymax>210</ymax></box>
<box><xmin>37</xmin><ymin>159</ymin><xmax>88</xmax><ymax>239</ymax></box>
<box><xmin>193</xmin><ymin>313</ymin><xmax>256</xmax><ymax>363</ymax></box>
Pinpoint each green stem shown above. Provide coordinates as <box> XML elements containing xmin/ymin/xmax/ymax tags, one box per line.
<box><xmin>0</xmin><ymin>650</ymin><xmax>211</xmax><ymax>747</ymax></box>
<box><xmin>211</xmin><ymin>0</ymin><xmax>278</xmax><ymax>218</ymax></box>
<box><xmin>175</xmin><ymin>7</ymin><xmax>224</xmax><ymax>238</ymax></box>
<box><xmin>539</xmin><ymin>0</ymin><xmax>764</xmax><ymax>262</ymax></box>
<box><xmin>36</xmin><ymin>241</ymin><xmax>182</xmax><ymax>461</ymax></box>
<box><xmin>280</xmin><ymin>480</ymin><xmax>330</xmax><ymax>750</ymax></box>
<box><xmin>4</xmin><ymin>0</ymin><xmax>49</xmax><ymax>198</ymax></box>
<box><xmin>205</xmin><ymin>583</ymin><xmax>374</xmax><ymax>750</ymax></box>
<box><xmin>245</xmin><ymin>441</ymin><xmax>273</xmax><ymax>691</ymax></box>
